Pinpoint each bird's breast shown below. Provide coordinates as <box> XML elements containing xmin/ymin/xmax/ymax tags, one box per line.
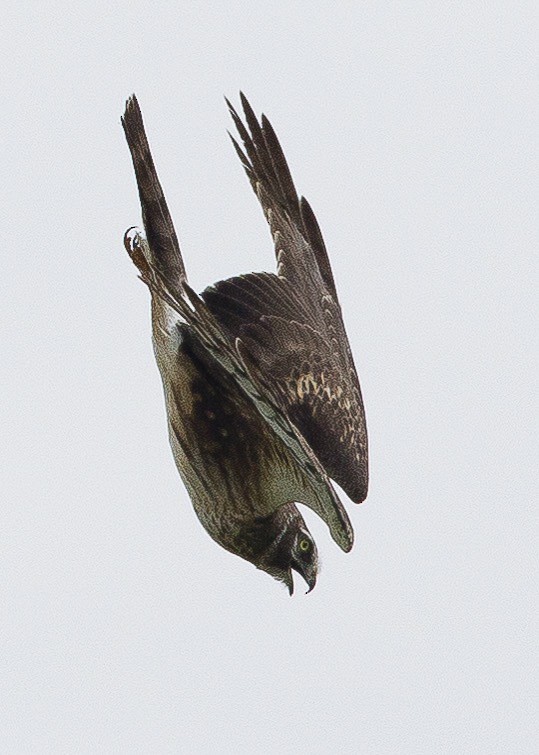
<box><xmin>152</xmin><ymin>317</ymin><xmax>270</xmax><ymax>541</ymax></box>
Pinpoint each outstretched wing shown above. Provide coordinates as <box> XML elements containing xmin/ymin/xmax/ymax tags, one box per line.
<box><xmin>205</xmin><ymin>95</ymin><xmax>368</xmax><ymax>502</ymax></box>
<box><xmin>122</xmin><ymin>95</ymin><xmax>186</xmax><ymax>289</ymax></box>
<box><xmin>226</xmin><ymin>94</ymin><xmax>337</xmax><ymax>299</ymax></box>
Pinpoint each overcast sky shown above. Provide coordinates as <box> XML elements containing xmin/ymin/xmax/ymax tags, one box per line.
<box><xmin>1</xmin><ymin>2</ymin><xmax>536</xmax><ymax>753</ymax></box>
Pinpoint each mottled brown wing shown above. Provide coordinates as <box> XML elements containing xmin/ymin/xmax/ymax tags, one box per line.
<box><xmin>212</xmin><ymin>95</ymin><xmax>368</xmax><ymax>502</ymax></box>
<box><xmin>202</xmin><ymin>272</ymin><xmax>368</xmax><ymax>503</ymax></box>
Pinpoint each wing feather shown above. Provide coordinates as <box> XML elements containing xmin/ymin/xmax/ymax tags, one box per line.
<box><xmin>221</xmin><ymin>94</ymin><xmax>368</xmax><ymax>502</ymax></box>
<box><xmin>122</xmin><ymin>95</ymin><xmax>186</xmax><ymax>288</ymax></box>
<box><xmin>203</xmin><ymin>273</ymin><xmax>368</xmax><ymax>502</ymax></box>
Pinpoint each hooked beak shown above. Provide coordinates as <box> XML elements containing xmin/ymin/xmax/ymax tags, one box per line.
<box><xmin>290</xmin><ymin>562</ymin><xmax>317</xmax><ymax>595</ymax></box>
<box><xmin>270</xmin><ymin>563</ymin><xmax>317</xmax><ymax>595</ymax></box>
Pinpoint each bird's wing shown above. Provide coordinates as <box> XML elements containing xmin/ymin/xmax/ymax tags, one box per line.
<box><xmin>215</xmin><ymin>95</ymin><xmax>368</xmax><ymax>502</ymax></box>
<box><xmin>226</xmin><ymin>94</ymin><xmax>336</xmax><ymax>299</ymax></box>
<box><xmin>122</xmin><ymin>95</ymin><xmax>186</xmax><ymax>289</ymax></box>
<box><xmin>134</xmin><ymin>248</ymin><xmax>354</xmax><ymax>552</ymax></box>
<box><xmin>202</xmin><ymin>273</ymin><xmax>367</xmax><ymax>502</ymax></box>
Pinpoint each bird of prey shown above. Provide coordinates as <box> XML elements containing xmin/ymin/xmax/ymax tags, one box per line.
<box><xmin>121</xmin><ymin>93</ymin><xmax>368</xmax><ymax>594</ymax></box>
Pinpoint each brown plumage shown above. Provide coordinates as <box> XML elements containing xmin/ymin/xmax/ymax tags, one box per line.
<box><xmin>121</xmin><ymin>93</ymin><xmax>368</xmax><ymax>593</ymax></box>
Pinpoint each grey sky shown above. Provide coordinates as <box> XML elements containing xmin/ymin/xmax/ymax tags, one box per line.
<box><xmin>2</xmin><ymin>2</ymin><xmax>536</xmax><ymax>753</ymax></box>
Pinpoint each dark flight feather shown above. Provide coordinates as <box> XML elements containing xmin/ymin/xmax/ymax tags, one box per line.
<box><xmin>122</xmin><ymin>95</ymin><xmax>186</xmax><ymax>288</ymax></box>
<box><xmin>203</xmin><ymin>95</ymin><xmax>368</xmax><ymax>502</ymax></box>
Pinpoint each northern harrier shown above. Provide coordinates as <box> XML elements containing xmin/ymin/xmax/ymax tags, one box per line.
<box><xmin>122</xmin><ymin>94</ymin><xmax>368</xmax><ymax>593</ymax></box>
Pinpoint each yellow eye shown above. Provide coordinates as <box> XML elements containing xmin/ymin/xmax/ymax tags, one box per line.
<box><xmin>299</xmin><ymin>538</ymin><xmax>311</xmax><ymax>552</ymax></box>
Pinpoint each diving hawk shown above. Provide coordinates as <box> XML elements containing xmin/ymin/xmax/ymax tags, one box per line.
<box><xmin>122</xmin><ymin>94</ymin><xmax>368</xmax><ymax>593</ymax></box>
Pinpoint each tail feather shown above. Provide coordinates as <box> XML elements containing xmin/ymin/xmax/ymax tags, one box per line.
<box><xmin>122</xmin><ymin>95</ymin><xmax>186</xmax><ymax>288</ymax></box>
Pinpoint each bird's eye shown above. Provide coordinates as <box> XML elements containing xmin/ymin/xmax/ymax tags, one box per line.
<box><xmin>299</xmin><ymin>538</ymin><xmax>311</xmax><ymax>553</ymax></box>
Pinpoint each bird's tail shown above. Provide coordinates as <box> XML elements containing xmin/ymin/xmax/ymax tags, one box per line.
<box><xmin>122</xmin><ymin>95</ymin><xmax>186</xmax><ymax>289</ymax></box>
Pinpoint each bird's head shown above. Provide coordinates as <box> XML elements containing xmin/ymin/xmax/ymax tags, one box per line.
<box><xmin>239</xmin><ymin>505</ymin><xmax>318</xmax><ymax>594</ymax></box>
<box><xmin>264</xmin><ymin>525</ymin><xmax>318</xmax><ymax>595</ymax></box>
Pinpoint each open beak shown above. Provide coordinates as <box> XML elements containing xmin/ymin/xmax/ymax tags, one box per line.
<box><xmin>291</xmin><ymin>562</ymin><xmax>317</xmax><ymax>594</ymax></box>
<box><xmin>275</xmin><ymin>564</ymin><xmax>317</xmax><ymax>595</ymax></box>
<box><xmin>284</xmin><ymin>569</ymin><xmax>294</xmax><ymax>596</ymax></box>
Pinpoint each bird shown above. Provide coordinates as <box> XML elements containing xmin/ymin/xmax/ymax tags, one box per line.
<box><xmin>121</xmin><ymin>93</ymin><xmax>368</xmax><ymax>594</ymax></box>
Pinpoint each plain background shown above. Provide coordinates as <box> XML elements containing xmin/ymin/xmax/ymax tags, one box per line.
<box><xmin>1</xmin><ymin>2</ymin><xmax>536</xmax><ymax>753</ymax></box>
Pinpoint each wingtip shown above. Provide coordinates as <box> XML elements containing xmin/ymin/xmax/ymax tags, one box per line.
<box><xmin>331</xmin><ymin>494</ymin><xmax>355</xmax><ymax>553</ymax></box>
<box><xmin>335</xmin><ymin>527</ymin><xmax>354</xmax><ymax>554</ymax></box>
<box><xmin>350</xmin><ymin>486</ymin><xmax>369</xmax><ymax>505</ymax></box>
<box><xmin>343</xmin><ymin>530</ymin><xmax>354</xmax><ymax>553</ymax></box>
<box><xmin>240</xmin><ymin>92</ymin><xmax>256</xmax><ymax>120</ymax></box>
<box><xmin>122</xmin><ymin>93</ymin><xmax>143</xmax><ymax>130</ymax></box>
<box><xmin>124</xmin><ymin>92</ymin><xmax>138</xmax><ymax>113</ymax></box>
